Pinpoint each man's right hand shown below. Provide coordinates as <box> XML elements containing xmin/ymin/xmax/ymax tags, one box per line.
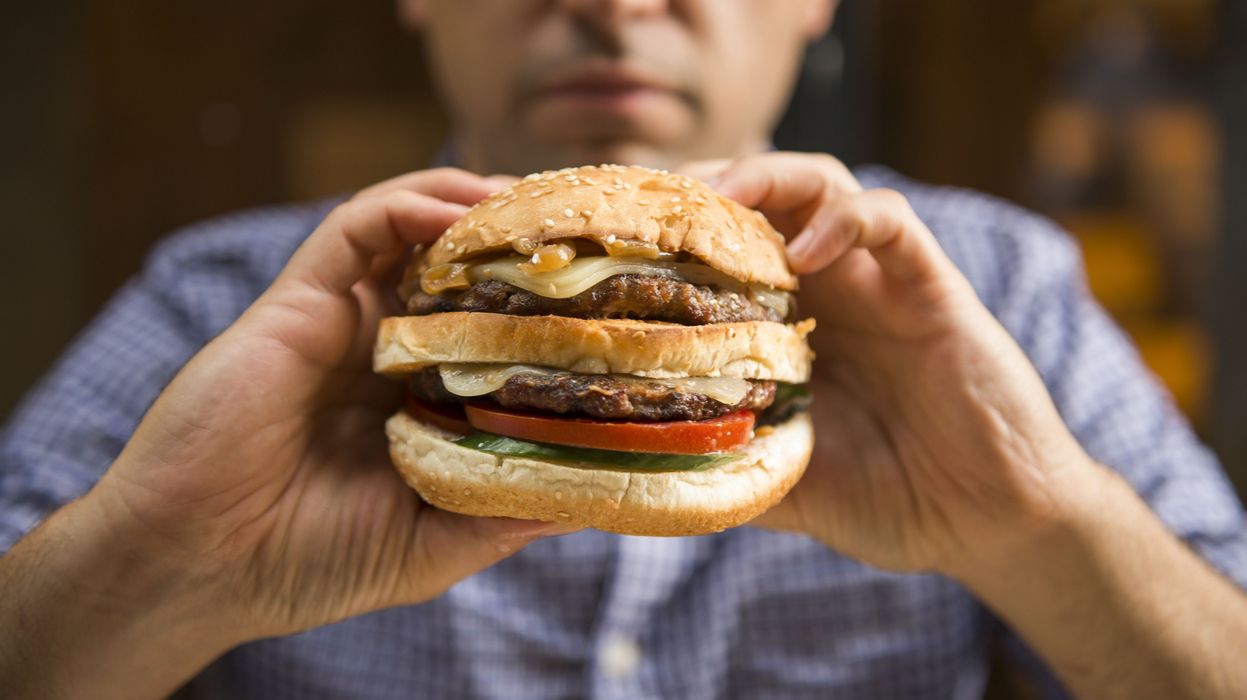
<box><xmin>0</xmin><ymin>168</ymin><xmax>573</xmax><ymax>700</ymax></box>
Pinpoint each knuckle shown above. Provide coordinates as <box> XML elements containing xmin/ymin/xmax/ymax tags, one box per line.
<box><xmin>832</xmin><ymin>198</ymin><xmax>870</xmax><ymax>233</ymax></box>
<box><xmin>871</xmin><ymin>187</ymin><xmax>912</xmax><ymax>211</ymax></box>
<box><xmin>326</xmin><ymin>200</ymin><xmax>359</xmax><ymax>224</ymax></box>
<box><xmin>382</xmin><ymin>188</ymin><xmax>414</xmax><ymax>206</ymax></box>
<box><xmin>812</xmin><ymin>152</ymin><xmax>842</xmax><ymax>168</ymax></box>
<box><xmin>812</xmin><ymin>151</ymin><xmax>850</xmax><ymax>175</ymax></box>
<box><xmin>426</xmin><ymin>166</ymin><xmax>462</xmax><ymax>180</ymax></box>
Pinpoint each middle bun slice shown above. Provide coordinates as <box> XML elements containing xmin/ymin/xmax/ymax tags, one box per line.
<box><xmin>375</xmin><ymin>313</ymin><xmax>814</xmax><ymax>382</ymax></box>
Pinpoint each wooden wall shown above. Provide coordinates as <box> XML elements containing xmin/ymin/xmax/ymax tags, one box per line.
<box><xmin>2</xmin><ymin>2</ymin><xmax>445</xmax><ymax>419</ymax></box>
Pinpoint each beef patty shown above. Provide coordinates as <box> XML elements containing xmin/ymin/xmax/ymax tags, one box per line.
<box><xmin>407</xmin><ymin>274</ymin><xmax>789</xmax><ymax>325</ymax></box>
<box><xmin>410</xmin><ymin>367</ymin><xmax>777</xmax><ymax>422</ymax></box>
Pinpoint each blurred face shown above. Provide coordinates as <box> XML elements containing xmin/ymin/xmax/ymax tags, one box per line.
<box><xmin>402</xmin><ymin>0</ymin><xmax>835</xmax><ymax>175</ymax></box>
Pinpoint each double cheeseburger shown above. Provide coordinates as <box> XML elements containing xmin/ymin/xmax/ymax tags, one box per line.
<box><xmin>375</xmin><ymin>165</ymin><xmax>814</xmax><ymax>536</ymax></box>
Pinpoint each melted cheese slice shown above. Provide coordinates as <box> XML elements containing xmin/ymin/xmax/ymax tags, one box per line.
<box><xmin>438</xmin><ymin>363</ymin><xmax>753</xmax><ymax>406</ymax></box>
<box><xmin>467</xmin><ymin>255</ymin><xmax>790</xmax><ymax>316</ymax></box>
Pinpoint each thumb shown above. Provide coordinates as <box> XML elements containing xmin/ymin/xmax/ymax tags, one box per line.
<box><xmin>400</xmin><ymin>510</ymin><xmax>579</xmax><ymax>603</ymax></box>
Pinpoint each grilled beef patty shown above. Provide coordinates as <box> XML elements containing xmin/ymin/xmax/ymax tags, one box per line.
<box><xmin>407</xmin><ymin>274</ymin><xmax>789</xmax><ymax>325</ymax></box>
<box><xmin>410</xmin><ymin>367</ymin><xmax>777</xmax><ymax>422</ymax></box>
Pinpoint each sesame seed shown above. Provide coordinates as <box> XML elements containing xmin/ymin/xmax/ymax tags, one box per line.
<box><xmin>543</xmin><ymin>218</ymin><xmax>555</xmax><ymax>228</ymax></box>
<box><xmin>563</xmin><ymin>208</ymin><xmax>575</xmax><ymax>218</ymax></box>
<box><xmin>530</xmin><ymin>253</ymin><xmax>540</xmax><ymax>263</ymax></box>
<box><xmin>670</xmin><ymin>196</ymin><xmax>681</xmax><ymax>203</ymax></box>
<box><xmin>605</xmin><ymin>234</ymin><xmax>617</xmax><ymax>244</ymax></box>
<box><xmin>673</xmin><ymin>205</ymin><xmax>683</xmax><ymax>213</ymax></box>
<box><xmin>581</xmin><ymin>210</ymin><xmax>593</xmax><ymax>217</ymax></box>
<box><xmin>638</xmin><ymin>200</ymin><xmax>650</xmax><ymax>206</ymax></box>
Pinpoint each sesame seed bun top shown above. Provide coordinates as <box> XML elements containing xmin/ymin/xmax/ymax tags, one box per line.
<box><xmin>422</xmin><ymin>164</ymin><xmax>798</xmax><ymax>291</ymax></box>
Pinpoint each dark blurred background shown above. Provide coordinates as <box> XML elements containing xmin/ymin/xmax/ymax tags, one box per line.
<box><xmin>3</xmin><ymin>0</ymin><xmax>1243</xmax><ymax>495</ymax></box>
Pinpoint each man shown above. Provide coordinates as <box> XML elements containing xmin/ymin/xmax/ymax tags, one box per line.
<box><xmin>2</xmin><ymin>1</ymin><xmax>1245</xmax><ymax>698</ymax></box>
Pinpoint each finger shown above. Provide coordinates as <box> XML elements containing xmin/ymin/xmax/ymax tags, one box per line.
<box><xmin>711</xmin><ymin>152</ymin><xmax>862</xmax><ymax>215</ymax></box>
<box><xmin>276</xmin><ymin>190</ymin><xmax>467</xmax><ymax>298</ymax></box>
<box><xmin>403</xmin><ymin>510</ymin><xmax>580</xmax><ymax>602</ymax></box>
<box><xmin>676</xmin><ymin>158</ymin><xmax>733</xmax><ymax>183</ymax></box>
<box><xmin>786</xmin><ymin>188</ymin><xmax>953</xmax><ymax>284</ymax></box>
<box><xmin>354</xmin><ymin>167</ymin><xmax>514</xmax><ymax>206</ymax></box>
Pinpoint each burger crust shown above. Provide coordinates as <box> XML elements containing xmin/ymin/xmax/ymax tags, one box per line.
<box><xmin>386</xmin><ymin>410</ymin><xmax>814</xmax><ymax>537</ymax></box>
<box><xmin>421</xmin><ymin>165</ymin><xmax>798</xmax><ymax>291</ymax></box>
<box><xmin>374</xmin><ymin>312</ymin><xmax>815</xmax><ymax>383</ymax></box>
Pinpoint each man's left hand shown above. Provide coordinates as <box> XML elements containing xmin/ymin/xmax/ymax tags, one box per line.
<box><xmin>685</xmin><ymin>152</ymin><xmax>1095</xmax><ymax>575</ymax></box>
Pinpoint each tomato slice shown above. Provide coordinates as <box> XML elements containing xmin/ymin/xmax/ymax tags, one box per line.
<box><xmin>405</xmin><ymin>395</ymin><xmax>472</xmax><ymax>435</ymax></box>
<box><xmin>463</xmin><ymin>403</ymin><xmax>755</xmax><ymax>454</ymax></box>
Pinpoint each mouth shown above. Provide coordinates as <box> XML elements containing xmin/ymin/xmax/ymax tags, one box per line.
<box><xmin>527</xmin><ymin>63</ymin><xmax>686</xmax><ymax>113</ymax></box>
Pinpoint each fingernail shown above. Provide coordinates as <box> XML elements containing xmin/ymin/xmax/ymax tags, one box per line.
<box><xmin>500</xmin><ymin>519</ymin><xmax>580</xmax><ymax>540</ymax></box>
<box><xmin>788</xmin><ymin>229</ymin><xmax>815</xmax><ymax>261</ymax></box>
<box><xmin>706</xmin><ymin>172</ymin><xmax>737</xmax><ymax>196</ymax></box>
<box><xmin>536</xmin><ymin>522</ymin><xmax>582</xmax><ymax>537</ymax></box>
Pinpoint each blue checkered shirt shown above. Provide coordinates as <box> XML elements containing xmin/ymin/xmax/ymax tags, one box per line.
<box><xmin>3</xmin><ymin>166</ymin><xmax>1245</xmax><ymax>699</ymax></box>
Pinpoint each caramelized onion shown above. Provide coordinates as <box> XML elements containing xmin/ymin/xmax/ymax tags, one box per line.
<box><xmin>517</xmin><ymin>242</ymin><xmax>576</xmax><ymax>274</ymax></box>
<box><xmin>420</xmin><ymin>263</ymin><xmax>472</xmax><ymax>295</ymax></box>
<box><xmin>603</xmin><ymin>237</ymin><xmax>662</xmax><ymax>259</ymax></box>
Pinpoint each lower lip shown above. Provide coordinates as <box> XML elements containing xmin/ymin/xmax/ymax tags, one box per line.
<box><xmin>535</xmin><ymin>87</ymin><xmax>676</xmax><ymax>113</ymax></box>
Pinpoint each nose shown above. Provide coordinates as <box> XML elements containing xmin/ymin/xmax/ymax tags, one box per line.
<box><xmin>560</xmin><ymin>0</ymin><xmax>671</xmax><ymax>37</ymax></box>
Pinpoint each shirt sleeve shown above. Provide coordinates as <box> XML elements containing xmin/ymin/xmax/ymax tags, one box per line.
<box><xmin>0</xmin><ymin>290</ymin><xmax>186</xmax><ymax>552</ymax></box>
<box><xmin>0</xmin><ymin>207</ymin><xmax>309</xmax><ymax>554</ymax></box>
<box><xmin>984</xmin><ymin>216</ymin><xmax>1247</xmax><ymax>697</ymax></box>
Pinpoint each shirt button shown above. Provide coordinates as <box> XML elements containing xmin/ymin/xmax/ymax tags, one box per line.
<box><xmin>599</xmin><ymin>635</ymin><xmax>642</xmax><ymax>678</ymax></box>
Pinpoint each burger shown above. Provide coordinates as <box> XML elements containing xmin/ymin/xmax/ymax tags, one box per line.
<box><xmin>374</xmin><ymin>164</ymin><xmax>814</xmax><ymax>536</ymax></box>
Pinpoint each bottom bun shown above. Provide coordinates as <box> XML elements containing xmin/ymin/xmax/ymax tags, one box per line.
<box><xmin>386</xmin><ymin>410</ymin><xmax>813</xmax><ymax>537</ymax></box>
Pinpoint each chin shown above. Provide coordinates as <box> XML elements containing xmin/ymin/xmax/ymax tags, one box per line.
<box><xmin>561</xmin><ymin>142</ymin><xmax>688</xmax><ymax>171</ymax></box>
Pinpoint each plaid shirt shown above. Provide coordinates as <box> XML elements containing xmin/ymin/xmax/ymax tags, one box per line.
<box><xmin>3</xmin><ymin>166</ymin><xmax>1245</xmax><ymax>699</ymax></box>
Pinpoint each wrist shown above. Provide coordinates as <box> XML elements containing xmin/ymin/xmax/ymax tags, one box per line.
<box><xmin>0</xmin><ymin>488</ymin><xmax>252</xmax><ymax>698</ymax></box>
<box><xmin>84</xmin><ymin>481</ymin><xmax>262</xmax><ymax>647</ymax></box>
<box><xmin>941</xmin><ymin>449</ymin><xmax>1117</xmax><ymax>589</ymax></box>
